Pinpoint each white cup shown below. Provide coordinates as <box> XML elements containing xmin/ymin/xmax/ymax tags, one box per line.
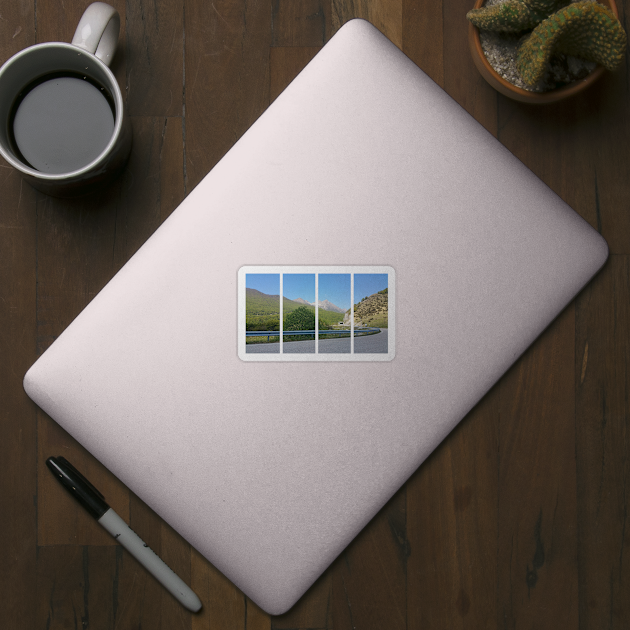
<box><xmin>0</xmin><ymin>2</ymin><xmax>132</xmax><ymax>197</ymax></box>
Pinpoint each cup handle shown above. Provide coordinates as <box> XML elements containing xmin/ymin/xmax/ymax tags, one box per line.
<box><xmin>71</xmin><ymin>2</ymin><xmax>120</xmax><ymax>67</ymax></box>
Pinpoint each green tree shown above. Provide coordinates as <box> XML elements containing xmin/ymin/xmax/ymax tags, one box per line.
<box><xmin>283</xmin><ymin>306</ymin><xmax>328</xmax><ymax>339</ymax></box>
<box><xmin>284</xmin><ymin>306</ymin><xmax>320</xmax><ymax>330</ymax></box>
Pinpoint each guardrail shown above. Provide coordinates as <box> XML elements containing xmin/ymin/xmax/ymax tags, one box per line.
<box><xmin>246</xmin><ymin>328</ymin><xmax>380</xmax><ymax>342</ymax></box>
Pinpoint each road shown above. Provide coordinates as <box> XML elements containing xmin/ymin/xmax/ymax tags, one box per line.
<box><xmin>245</xmin><ymin>329</ymin><xmax>388</xmax><ymax>354</ymax></box>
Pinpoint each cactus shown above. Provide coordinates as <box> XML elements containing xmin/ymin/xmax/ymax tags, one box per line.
<box><xmin>516</xmin><ymin>1</ymin><xmax>627</xmax><ymax>85</ymax></box>
<box><xmin>467</xmin><ymin>0</ymin><xmax>568</xmax><ymax>33</ymax></box>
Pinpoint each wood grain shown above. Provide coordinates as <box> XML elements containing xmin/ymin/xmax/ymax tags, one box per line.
<box><xmin>190</xmin><ymin>550</ymin><xmax>251</xmax><ymax>630</ymax></box>
<box><xmin>36</xmin><ymin>545</ymin><xmax>119</xmax><ymax>630</ymax></box>
<box><xmin>0</xmin><ymin>4</ymin><xmax>39</xmax><ymax>630</ymax></box>
<box><xmin>1</xmin><ymin>0</ymin><xmax>629</xmax><ymax>627</ymax></box>
<box><xmin>184</xmin><ymin>0</ymin><xmax>272</xmax><ymax>191</ymax></box>
<box><xmin>576</xmin><ymin>256</ymin><xmax>630</xmax><ymax>629</ymax></box>
<box><xmin>126</xmin><ymin>0</ymin><xmax>184</xmax><ymax>117</ymax></box>
<box><xmin>497</xmin><ymin>305</ymin><xmax>579</xmax><ymax>629</ymax></box>
<box><xmin>0</xmin><ymin>158</ymin><xmax>38</xmax><ymax>630</ymax></box>
<box><xmin>118</xmin><ymin>495</ymin><xmax>193</xmax><ymax>629</ymax></box>
<box><xmin>270</xmin><ymin>47</ymin><xmax>321</xmax><ymax>103</ymax></box>
<box><xmin>332</xmin><ymin>0</ymin><xmax>403</xmax><ymax>48</ymax></box>
<box><xmin>443</xmin><ymin>0</ymin><xmax>497</xmax><ymax>131</ymax></box>
<box><xmin>407</xmin><ymin>392</ymin><xmax>498</xmax><ymax>629</ymax></box>
<box><xmin>331</xmin><ymin>486</ymin><xmax>408</xmax><ymax>630</ymax></box>
<box><xmin>271</xmin><ymin>0</ymin><xmax>331</xmax><ymax>46</ymax></box>
<box><xmin>272</xmin><ymin>573</ymin><xmax>332</xmax><ymax>629</ymax></box>
<box><xmin>403</xmin><ymin>0</ymin><xmax>444</xmax><ymax>87</ymax></box>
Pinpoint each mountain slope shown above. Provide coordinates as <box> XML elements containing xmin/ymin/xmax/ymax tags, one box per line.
<box><xmin>318</xmin><ymin>299</ymin><xmax>345</xmax><ymax>314</ymax></box>
<box><xmin>344</xmin><ymin>290</ymin><xmax>388</xmax><ymax>327</ymax></box>
<box><xmin>246</xmin><ymin>289</ymin><xmax>346</xmax><ymax>328</ymax></box>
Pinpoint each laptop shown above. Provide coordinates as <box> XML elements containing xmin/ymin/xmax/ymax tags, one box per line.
<box><xmin>23</xmin><ymin>19</ymin><xmax>608</xmax><ymax>614</ymax></box>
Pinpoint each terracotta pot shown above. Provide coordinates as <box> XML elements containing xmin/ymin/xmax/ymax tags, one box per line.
<box><xmin>468</xmin><ymin>0</ymin><xmax>619</xmax><ymax>103</ymax></box>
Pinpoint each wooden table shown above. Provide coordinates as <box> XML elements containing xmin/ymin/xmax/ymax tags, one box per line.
<box><xmin>1</xmin><ymin>1</ymin><xmax>628</xmax><ymax>628</ymax></box>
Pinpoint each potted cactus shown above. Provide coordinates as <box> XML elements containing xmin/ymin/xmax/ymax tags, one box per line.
<box><xmin>467</xmin><ymin>0</ymin><xmax>627</xmax><ymax>102</ymax></box>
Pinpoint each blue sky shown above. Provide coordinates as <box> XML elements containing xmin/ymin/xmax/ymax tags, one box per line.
<box><xmin>354</xmin><ymin>274</ymin><xmax>388</xmax><ymax>302</ymax></box>
<box><xmin>246</xmin><ymin>273</ymin><xmax>279</xmax><ymax>295</ymax></box>
<box><xmin>319</xmin><ymin>274</ymin><xmax>351</xmax><ymax>310</ymax></box>
<box><xmin>246</xmin><ymin>272</ymin><xmax>387</xmax><ymax>308</ymax></box>
<box><xmin>283</xmin><ymin>274</ymin><xmax>315</xmax><ymax>302</ymax></box>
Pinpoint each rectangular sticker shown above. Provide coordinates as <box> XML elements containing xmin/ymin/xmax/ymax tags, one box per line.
<box><xmin>238</xmin><ymin>266</ymin><xmax>394</xmax><ymax>361</ymax></box>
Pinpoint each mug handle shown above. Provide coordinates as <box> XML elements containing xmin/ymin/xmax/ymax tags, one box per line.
<box><xmin>71</xmin><ymin>2</ymin><xmax>120</xmax><ymax>67</ymax></box>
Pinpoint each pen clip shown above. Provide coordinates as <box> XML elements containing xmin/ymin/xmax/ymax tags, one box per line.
<box><xmin>54</xmin><ymin>456</ymin><xmax>106</xmax><ymax>502</ymax></box>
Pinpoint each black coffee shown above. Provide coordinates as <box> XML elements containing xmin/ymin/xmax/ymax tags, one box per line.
<box><xmin>10</xmin><ymin>73</ymin><xmax>115</xmax><ymax>174</ymax></box>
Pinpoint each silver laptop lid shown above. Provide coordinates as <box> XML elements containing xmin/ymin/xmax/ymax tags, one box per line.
<box><xmin>24</xmin><ymin>19</ymin><xmax>607</xmax><ymax>614</ymax></box>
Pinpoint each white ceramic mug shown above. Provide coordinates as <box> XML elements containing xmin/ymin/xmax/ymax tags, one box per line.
<box><xmin>0</xmin><ymin>2</ymin><xmax>131</xmax><ymax>197</ymax></box>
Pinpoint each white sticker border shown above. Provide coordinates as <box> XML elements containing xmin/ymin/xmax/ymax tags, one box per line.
<box><xmin>238</xmin><ymin>266</ymin><xmax>395</xmax><ymax>362</ymax></box>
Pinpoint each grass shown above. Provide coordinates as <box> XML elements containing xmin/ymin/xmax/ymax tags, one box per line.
<box><xmin>246</xmin><ymin>335</ymin><xmax>280</xmax><ymax>345</ymax></box>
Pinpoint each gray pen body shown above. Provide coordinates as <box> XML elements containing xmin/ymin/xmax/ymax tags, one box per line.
<box><xmin>98</xmin><ymin>508</ymin><xmax>202</xmax><ymax>612</ymax></box>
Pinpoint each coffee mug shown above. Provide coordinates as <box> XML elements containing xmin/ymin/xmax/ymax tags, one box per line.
<box><xmin>0</xmin><ymin>2</ymin><xmax>132</xmax><ymax>197</ymax></box>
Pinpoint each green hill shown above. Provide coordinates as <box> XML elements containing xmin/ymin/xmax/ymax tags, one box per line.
<box><xmin>245</xmin><ymin>289</ymin><xmax>343</xmax><ymax>330</ymax></box>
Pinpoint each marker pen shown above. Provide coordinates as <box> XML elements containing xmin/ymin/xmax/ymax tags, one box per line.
<box><xmin>46</xmin><ymin>456</ymin><xmax>202</xmax><ymax>613</ymax></box>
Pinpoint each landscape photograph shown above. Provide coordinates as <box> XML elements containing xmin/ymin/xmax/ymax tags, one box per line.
<box><xmin>245</xmin><ymin>273</ymin><xmax>280</xmax><ymax>353</ymax></box>
<box><xmin>243</xmin><ymin>270</ymin><xmax>391</xmax><ymax>357</ymax></box>
<box><xmin>352</xmin><ymin>273</ymin><xmax>388</xmax><ymax>353</ymax></box>
<box><xmin>317</xmin><ymin>274</ymin><xmax>351</xmax><ymax>353</ymax></box>
<box><xmin>281</xmin><ymin>274</ymin><xmax>317</xmax><ymax>353</ymax></box>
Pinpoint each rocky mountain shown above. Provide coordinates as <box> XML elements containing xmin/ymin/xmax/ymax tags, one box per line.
<box><xmin>293</xmin><ymin>297</ymin><xmax>345</xmax><ymax>314</ymax></box>
<box><xmin>343</xmin><ymin>289</ymin><xmax>388</xmax><ymax>327</ymax></box>
<box><xmin>317</xmin><ymin>299</ymin><xmax>345</xmax><ymax>314</ymax></box>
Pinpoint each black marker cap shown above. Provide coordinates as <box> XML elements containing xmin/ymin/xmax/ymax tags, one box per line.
<box><xmin>46</xmin><ymin>456</ymin><xmax>110</xmax><ymax>519</ymax></box>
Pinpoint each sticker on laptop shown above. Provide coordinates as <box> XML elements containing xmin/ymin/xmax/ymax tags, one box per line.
<box><xmin>238</xmin><ymin>266</ymin><xmax>394</xmax><ymax>361</ymax></box>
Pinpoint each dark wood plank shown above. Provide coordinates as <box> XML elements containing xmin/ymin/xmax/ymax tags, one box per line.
<box><xmin>34</xmin><ymin>187</ymin><xmax>128</xmax><ymax>545</ymax></box>
<box><xmin>0</xmin><ymin>197</ymin><xmax>38</xmax><ymax>628</ymax></box>
<box><xmin>36</xmin><ymin>545</ymin><xmax>118</xmax><ymax>630</ymax></box>
<box><xmin>184</xmin><ymin>0</ymin><xmax>272</xmax><ymax>192</ymax></box>
<box><xmin>0</xmin><ymin>3</ymin><xmax>39</xmax><ymax>629</ymax></box>
<box><xmin>190</xmin><ymin>549</ymin><xmax>248</xmax><ymax>630</ymax></box>
<box><xmin>271</xmin><ymin>576</ymin><xmax>332</xmax><ymax>629</ymax></box>
<box><xmin>108</xmin><ymin>494</ymin><xmax>193</xmax><ymax>629</ymax></box>
<box><xmin>38</xmin><ymin>416</ymin><xmax>129</xmax><ymax>546</ymax></box>
<box><xmin>576</xmin><ymin>256</ymin><xmax>630</xmax><ymax>629</ymax></box>
<box><xmin>331</xmin><ymin>0</ymin><xmax>402</xmax><ymax>47</ymax></box>
<box><xmin>272</xmin><ymin>0</ymin><xmax>331</xmax><ymax>47</ymax></box>
<box><xmin>402</xmin><ymin>0</ymin><xmax>444</xmax><ymax>88</ymax></box>
<box><xmin>582</xmin><ymin>72</ymin><xmax>630</xmax><ymax>255</ymax></box>
<box><xmin>496</xmin><ymin>97</ymin><xmax>598</xmax><ymax>224</ymax></box>
<box><xmin>497</xmin><ymin>305</ymin><xmax>579</xmax><ymax>628</ymax></box>
<box><xmin>36</xmin><ymin>0</ymin><xmax>125</xmax><ymax>47</ymax></box>
<box><xmin>126</xmin><ymin>0</ymin><xmax>184</xmax><ymax>117</ymax></box>
<box><xmin>0</xmin><ymin>0</ymin><xmax>36</xmax><ymax>53</ymax></box>
<box><xmin>112</xmin><ymin>116</ymin><xmax>185</xmax><ymax>270</ymax></box>
<box><xmin>0</xmin><ymin>148</ymin><xmax>38</xmax><ymax>630</ymax></box>
<box><xmin>331</xmin><ymin>486</ymin><xmax>407</xmax><ymax>630</ymax></box>
<box><xmin>270</xmin><ymin>47</ymin><xmax>321</xmax><ymax>103</ymax></box>
<box><xmin>407</xmin><ymin>393</ymin><xmax>499</xmax><ymax>629</ymax></box>
<box><xmin>159</xmin><ymin>116</ymin><xmax>187</xmax><ymax>220</ymax></box>
<box><xmin>443</xmin><ymin>0</ymin><xmax>497</xmax><ymax>132</ymax></box>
